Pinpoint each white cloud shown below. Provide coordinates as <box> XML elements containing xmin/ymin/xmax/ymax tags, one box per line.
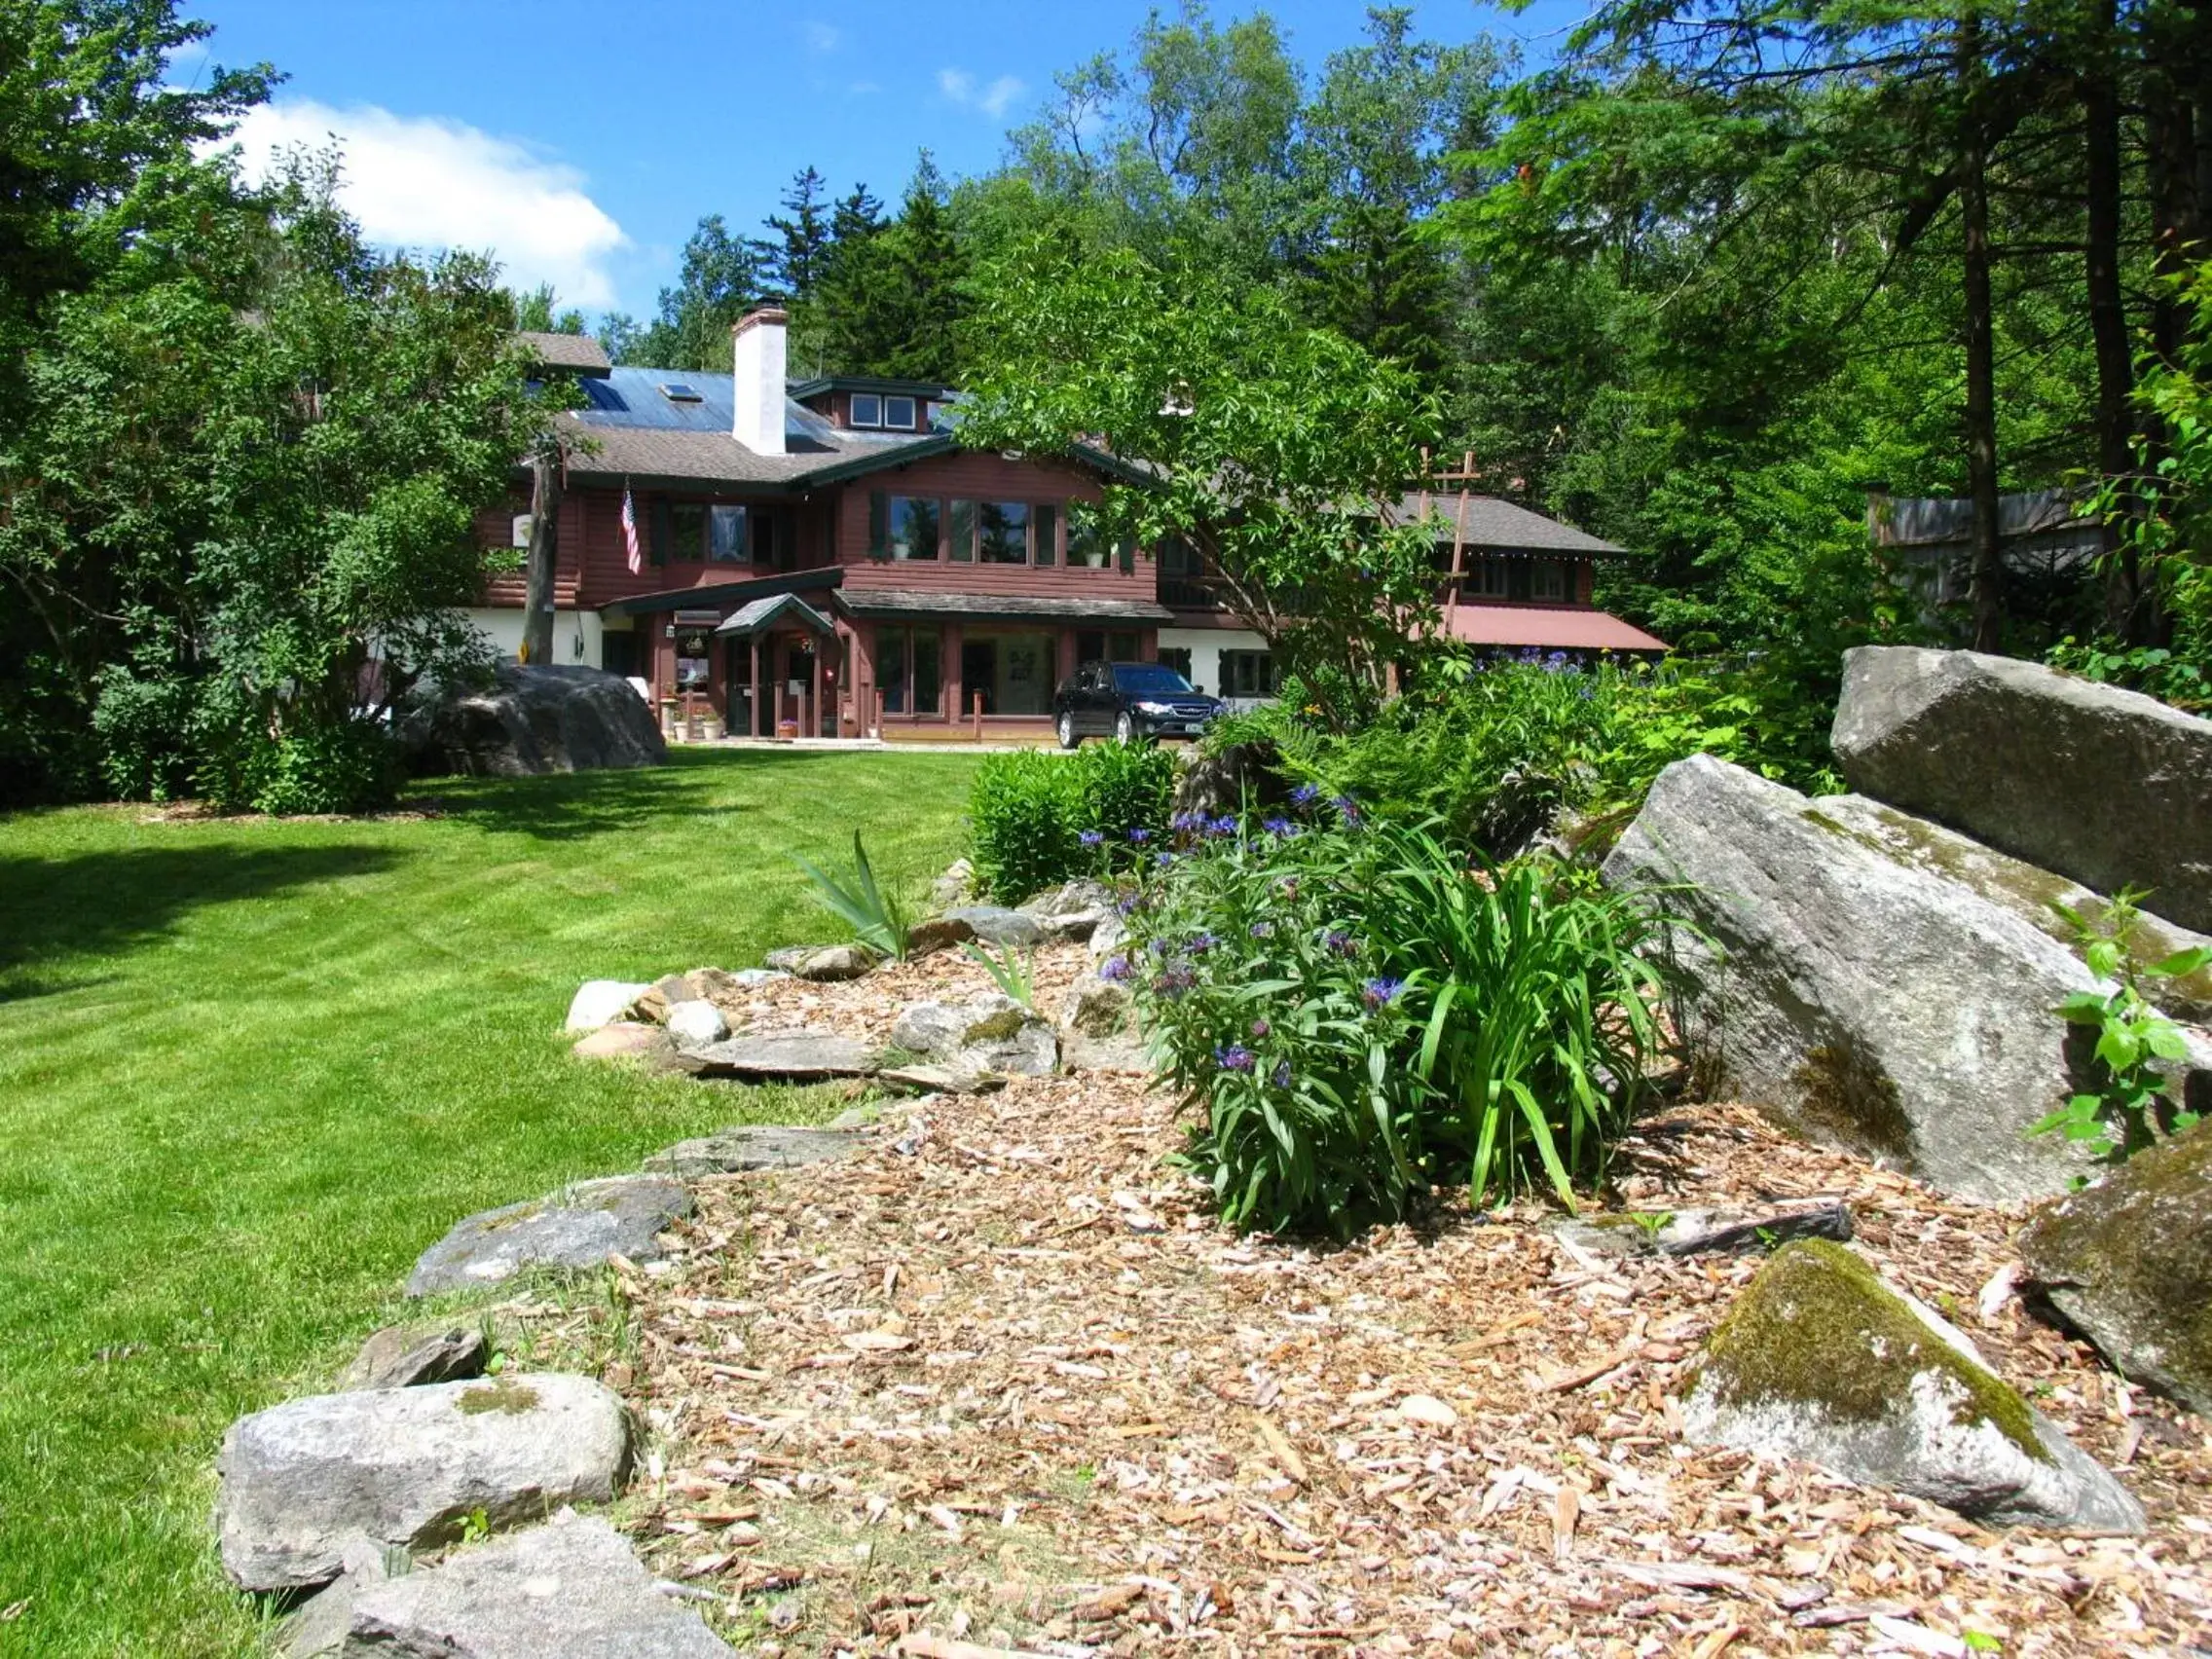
<box><xmin>802</xmin><ymin>20</ymin><xmax>842</xmax><ymax>53</ymax></box>
<box><xmin>938</xmin><ymin>68</ymin><xmax>1025</xmax><ymax>118</ymax></box>
<box><xmin>219</xmin><ymin>100</ymin><xmax>629</xmax><ymax>310</ymax></box>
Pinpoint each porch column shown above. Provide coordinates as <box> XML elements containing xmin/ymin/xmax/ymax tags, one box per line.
<box><xmin>811</xmin><ymin>638</ymin><xmax>825</xmax><ymax>740</ymax></box>
<box><xmin>942</xmin><ymin>623</ymin><xmax>963</xmax><ymax>726</ymax></box>
<box><xmin>749</xmin><ymin>634</ymin><xmax>761</xmax><ymax>738</ymax></box>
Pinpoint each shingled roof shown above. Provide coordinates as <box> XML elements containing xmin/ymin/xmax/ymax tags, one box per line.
<box><xmin>1395</xmin><ymin>492</ymin><xmax>1623</xmax><ymax>556</ymax></box>
<box><xmin>515</xmin><ymin>330</ymin><xmax>611</xmax><ymax>377</ymax></box>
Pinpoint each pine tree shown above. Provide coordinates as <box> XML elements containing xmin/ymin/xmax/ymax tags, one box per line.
<box><xmin>756</xmin><ymin>166</ymin><xmax>831</xmax><ymax>303</ymax></box>
<box><xmin>879</xmin><ymin>153</ymin><xmax>969</xmax><ymax>381</ymax></box>
<box><xmin>1309</xmin><ymin>198</ymin><xmax>1452</xmax><ymax>382</ymax></box>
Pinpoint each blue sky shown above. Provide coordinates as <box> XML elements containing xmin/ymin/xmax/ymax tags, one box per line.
<box><xmin>181</xmin><ymin>1</ymin><xmax>1583</xmax><ymax>322</ymax></box>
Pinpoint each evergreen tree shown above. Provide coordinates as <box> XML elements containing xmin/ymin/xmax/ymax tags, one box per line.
<box><xmin>631</xmin><ymin>214</ymin><xmax>761</xmax><ymax>370</ymax></box>
<box><xmin>756</xmin><ymin>166</ymin><xmax>832</xmax><ymax>302</ymax></box>
<box><xmin>878</xmin><ymin>154</ymin><xmax>969</xmax><ymax>381</ymax></box>
<box><xmin>1308</xmin><ymin>196</ymin><xmax>1452</xmax><ymax>382</ymax></box>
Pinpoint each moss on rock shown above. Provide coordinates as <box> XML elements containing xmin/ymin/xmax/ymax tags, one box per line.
<box><xmin>1692</xmin><ymin>1239</ymin><xmax>2046</xmax><ymax>1461</ymax></box>
<box><xmin>2019</xmin><ymin>1119</ymin><xmax>2212</xmax><ymax>1416</ymax></box>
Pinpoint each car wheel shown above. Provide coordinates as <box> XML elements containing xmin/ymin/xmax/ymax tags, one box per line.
<box><xmin>1057</xmin><ymin>712</ymin><xmax>1080</xmax><ymax>750</ymax></box>
<box><xmin>1115</xmin><ymin>712</ymin><xmax>1136</xmax><ymax>744</ymax></box>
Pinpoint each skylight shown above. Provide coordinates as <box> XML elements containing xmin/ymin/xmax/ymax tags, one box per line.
<box><xmin>659</xmin><ymin>382</ymin><xmax>703</xmax><ymax>402</ymax></box>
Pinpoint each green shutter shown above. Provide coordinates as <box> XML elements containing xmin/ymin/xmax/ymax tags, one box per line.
<box><xmin>867</xmin><ymin>492</ymin><xmax>888</xmax><ymax>560</ymax></box>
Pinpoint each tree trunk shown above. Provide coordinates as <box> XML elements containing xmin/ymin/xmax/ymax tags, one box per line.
<box><xmin>2083</xmin><ymin>0</ymin><xmax>2140</xmax><ymax>638</ymax></box>
<box><xmin>1960</xmin><ymin>14</ymin><xmax>2006</xmax><ymax>654</ymax></box>
<box><xmin>521</xmin><ymin>447</ymin><xmax>561</xmax><ymax>666</ymax></box>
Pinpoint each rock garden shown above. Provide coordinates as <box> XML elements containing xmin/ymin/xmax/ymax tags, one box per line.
<box><xmin>213</xmin><ymin>649</ymin><xmax>2212</xmax><ymax>1657</ymax></box>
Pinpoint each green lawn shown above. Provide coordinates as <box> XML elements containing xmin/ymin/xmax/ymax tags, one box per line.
<box><xmin>0</xmin><ymin>749</ymin><xmax>982</xmax><ymax>1656</ymax></box>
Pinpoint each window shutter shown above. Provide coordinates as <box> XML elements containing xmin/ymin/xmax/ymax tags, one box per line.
<box><xmin>867</xmin><ymin>492</ymin><xmax>888</xmax><ymax>560</ymax></box>
<box><xmin>650</xmin><ymin>497</ymin><xmax>671</xmax><ymax>568</ymax></box>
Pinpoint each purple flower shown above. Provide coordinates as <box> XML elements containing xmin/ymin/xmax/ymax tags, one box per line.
<box><xmin>1127</xmin><ymin>827</ymin><xmax>1151</xmax><ymax>843</ymax></box>
<box><xmin>1215</xmin><ymin>1043</ymin><xmax>1256</xmax><ymax>1073</ymax></box>
<box><xmin>1116</xmin><ymin>892</ymin><xmax>1144</xmax><ymax>915</ymax></box>
<box><xmin>1290</xmin><ymin>783</ymin><xmax>1323</xmax><ymax>809</ymax></box>
<box><xmin>1249</xmin><ymin>1017</ymin><xmax>1271</xmax><ymax>1039</ymax></box>
<box><xmin>1248</xmin><ymin>920</ymin><xmax>1273</xmax><ymax>940</ymax></box>
<box><xmin>1332</xmin><ymin>794</ymin><xmax>1363</xmax><ymax>827</ymax></box>
<box><xmin>1079</xmin><ymin>830</ymin><xmax>1105</xmax><ymax>847</ymax></box>
<box><xmin>1149</xmin><ymin>937</ymin><xmax>1173</xmax><ymax>957</ymax></box>
<box><xmin>1324</xmin><ymin>928</ymin><xmax>1358</xmax><ymax>958</ymax></box>
<box><xmin>1262</xmin><ymin>817</ymin><xmax>1295</xmax><ymax>837</ymax></box>
<box><xmin>1170</xmin><ymin>810</ymin><xmax>1206</xmax><ymax>834</ymax></box>
<box><xmin>1155</xmin><ymin>850</ymin><xmax>1176</xmax><ymax>869</ymax></box>
<box><xmin>1272</xmin><ymin>1060</ymin><xmax>1293</xmax><ymax>1088</ymax></box>
<box><xmin>1206</xmin><ymin>815</ymin><xmax>1238</xmax><ymax>837</ymax></box>
<box><xmin>1153</xmin><ymin>965</ymin><xmax>1197</xmax><ymax>999</ymax></box>
<box><xmin>1187</xmin><ymin>932</ymin><xmax>1219</xmax><ymax>955</ymax></box>
<box><xmin>1362</xmin><ymin>977</ymin><xmax>1405</xmax><ymax>1009</ymax></box>
<box><xmin>1099</xmin><ymin>954</ymin><xmax>1135</xmax><ymax>982</ymax></box>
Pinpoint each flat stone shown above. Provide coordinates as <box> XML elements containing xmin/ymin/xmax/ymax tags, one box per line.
<box><xmin>1683</xmin><ymin>1240</ymin><xmax>2143</xmax><ymax>1532</ymax></box>
<box><xmin>1601</xmin><ymin>755</ymin><xmax>2212</xmax><ymax>1203</ymax></box>
<box><xmin>762</xmin><ymin>943</ymin><xmax>878</xmax><ymax>981</ymax></box>
<box><xmin>565</xmin><ymin>981</ymin><xmax>648</xmax><ymax>1034</ymax></box>
<box><xmin>406</xmin><ymin>1177</ymin><xmax>693</xmax><ymax>1298</ymax></box>
<box><xmin>571</xmin><ymin>1022</ymin><xmax>673</xmax><ymax>1064</ymax></box>
<box><xmin>943</xmin><ymin>905</ymin><xmax>1048</xmax><ymax>948</ymax></box>
<box><xmin>1058</xmin><ymin>977</ymin><xmax>1149</xmax><ymax>1073</ymax></box>
<box><xmin>684</xmin><ymin>1030</ymin><xmax>880</xmax><ymax>1081</ymax></box>
<box><xmin>904</xmin><ymin>915</ymin><xmax>977</xmax><ymax>958</ymax></box>
<box><xmin>2020</xmin><ymin>1119</ymin><xmax>2212</xmax><ymax>1416</ymax></box>
<box><xmin>644</xmin><ymin>1125</ymin><xmax>863</xmax><ymax>1175</ymax></box>
<box><xmin>340</xmin><ymin>1326</ymin><xmax>488</xmax><ymax>1391</ymax></box>
<box><xmin>879</xmin><ymin>1063</ymin><xmax>1005</xmax><ymax>1096</ymax></box>
<box><xmin>1832</xmin><ymin>645</ymin><xmax>2212</xmax><ymax>934</ymax></box>
<box><xmin>664</xmin><ymin>1000</ymin><xmax>730</xmax><ymax>1050</ymax></box>
<box><xmin>343</xmin><ymin>1509</ymin><xmax>731</xmax><ymax>1657</ymax></box>
<box><xmin>891</xmin><ymin>994</ymin><xmax>1056</xmax><ymax>1077</ymax></box>
<box><xmin>1552</xmin><ymin>1201</ymin><xmax>1854</xmax><ymax>1260</ymax></box>
<box><xmin>216</xmin><ymin>1375</ymin><xmax>631</xmax><ymax>1593</ymax></box>
<box><xmin>279</xmin><ymin>1534</ymin><xmax>393</xmax><ymax>1657</ymax></box>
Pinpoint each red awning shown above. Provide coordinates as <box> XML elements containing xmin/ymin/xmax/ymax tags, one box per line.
<box><xmin>1441</xmin><ymin>604</ymin><xmax>1669</xmax><ymax>653</ymax></box>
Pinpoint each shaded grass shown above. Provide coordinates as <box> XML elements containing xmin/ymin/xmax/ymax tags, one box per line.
<box><xmin>0</xmin><ymin>749</ymin><xmax>980</xmax><ymax>1656</ymax></box>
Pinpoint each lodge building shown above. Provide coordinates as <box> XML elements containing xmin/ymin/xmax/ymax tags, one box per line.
<box><xmin>470</xmin><ymin>311</ymin><xmax>1663</xmax><ymax>740</ymax></box>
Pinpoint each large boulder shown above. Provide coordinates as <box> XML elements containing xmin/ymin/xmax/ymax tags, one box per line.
<box><xmin>216</xmin><ymin>1374</ymin><xmax>630</xmax><ymax>1592</ymax></box>
<box><xmin>565</xmin><ymin>980</ymin><xmax>649</xmax><ymax>1033</ymax></box>
<box><xmin>406</xmin><ymin>1177</ymin><xmax>693</xmax><ymax>1298</ymax></box>
<box><xmin>1684</xmin><ymin>1241</ymin><xmax>2143</xmax><ymax>1533</ymax></box>
<box><xmin>402</xmin><ymin>664</ymin><xmax>665</xmax><ymax>779</ymax></box>
<box><xmin>1831</xmin><ymin>646</ymin><xmax>2212</xmax><ymax>934</ymax></box>
<box><xmin>344</xmin><ymin>1510</ymin><xmax>730</xmax><ymax>1658</ymax></box>
<box><xmin>1601</xmin><ymin>755</ymin><xmax>2212</xmax><ymax>1203</ymax></box>
<box><xmin>892</xmin><ymin>993</ymin><xmax>1057</xmax><ymax>1077</ymax></box>
<box><xmin>2019</xmin><ymin>1120</ymin><xmax>2212</xmax><ymax>1416</ymax></box>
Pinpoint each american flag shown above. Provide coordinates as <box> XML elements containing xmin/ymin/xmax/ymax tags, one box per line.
<box><xmin>621</xmin><ymin>482</ymin><xmax>642</xmax><ymax>573</ymax></box>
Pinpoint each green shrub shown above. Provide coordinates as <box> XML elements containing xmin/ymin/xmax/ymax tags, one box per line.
<box><xmin>967</xmin><ymin>741</ymin><xmax>1177</xmax><ymax>900</ymax></box>
<box><xmin>1114</xmin><ymin>798</ymin><xmax>1680</xmax><ymax>1236</ymax></box>
<box><xmin>203</xmin><ymin>719</ymin><xmax>400</xmax><ymax>816</ymax></box>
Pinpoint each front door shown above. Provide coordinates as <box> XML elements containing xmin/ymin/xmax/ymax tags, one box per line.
<box><xmin>726</xmin><ymin>639</ymin><xmax>756</xmax><ymax>737</ymax></box>
<box><xmin>785</xmin><ymin>640</ymin><xmax>817</xmax><ymax>734</ymax></box>
<box><xmin>961</xmin><ymin>641</ymin><xmax>995</xmax><ymax>717</ymax></box>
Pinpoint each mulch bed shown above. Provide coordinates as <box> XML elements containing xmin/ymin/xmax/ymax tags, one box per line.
<box><xmin>553</xmin><ymin>945</ymin><xmax>2212</xmax><ymax>1656</ymax></box>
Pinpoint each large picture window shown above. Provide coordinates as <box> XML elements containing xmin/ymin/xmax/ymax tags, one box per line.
<box><xmin>1067</xmin><ymin>508</ymin><xmax>1107</xmax><ymax>569</ymax></box>
<box><xmin>979</xmin><ymin>501</ymin><xmax>1030</xmax><ymax>564</ymax></box>
<box><xmin>948</xmin><ymin>499</ymin><xmax>976</xmax><ymax>562</ymax></box>
<box><xmin>1220</xmin><ymin>650</ymin><xmax>1278</xmax><ymax>699</ymax></box>
<box><xmin>876</xmin><ymin>626</ymin><xmax>941</xmax><ymax>716</ymax></box>
<box><xmin>1532</xmin><ymin>559</ymin><xmax>1567</xmax><ymax>602</ymax></box>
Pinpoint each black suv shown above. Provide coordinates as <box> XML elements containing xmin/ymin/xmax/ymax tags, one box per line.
<box><xmin>1054</xmin><ymin>660</ymin><xmax>1224</xmax><ymax>747</ymax></box>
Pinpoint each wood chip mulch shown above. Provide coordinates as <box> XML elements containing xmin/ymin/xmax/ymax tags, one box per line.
<box><xmin>573</xmin><ymin>948</ymin><xmax>2212</xmax><ymax>1657</ymax></box>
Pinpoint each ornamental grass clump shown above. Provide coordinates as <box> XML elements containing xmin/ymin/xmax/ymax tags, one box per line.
<box><xmin>1118</xmin><ymin>793</ymin><xmax>1681</xmax><ymax>1237</ymax></box>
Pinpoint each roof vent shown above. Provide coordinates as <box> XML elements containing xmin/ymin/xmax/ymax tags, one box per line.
<box><xmin>659</xmin><ymin>382</ymin><xmax>703</xmax><ymax>403</ymax></box>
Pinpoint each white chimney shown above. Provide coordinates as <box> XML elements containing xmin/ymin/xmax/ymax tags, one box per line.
<box><xmin>731</xmin><ymin>306</ymin><xmax>788</xmax><ymax>456</ymax></box>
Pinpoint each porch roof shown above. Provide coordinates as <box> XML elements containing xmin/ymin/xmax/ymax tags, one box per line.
<box><xmin>834</xmin><ymin>589</ymin><xmax>1174</xmax><ymax>625</ymax></box>
<box><xmin>716</xmin><ymin>592</ymin><xmax>837</xmax><ymax>638</ymax></box>
<box><xmin>1441</xmin><ymin>603</ymin><xmax>1669</xmax><ymax>653</ymax></box>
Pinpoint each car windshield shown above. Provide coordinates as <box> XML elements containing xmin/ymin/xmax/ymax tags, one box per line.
<box><xmin>1112</xmin><ymin>663</ymin><xmax>1196</xmax><ymax>695</ymax></box>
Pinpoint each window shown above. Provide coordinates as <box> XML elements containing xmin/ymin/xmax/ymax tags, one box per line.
<box><xmin>755</xmin><ymin>510</ymin><xmax>781</xmax><ymax>569</ymax></box>
<box><xmin>709</xmin><ymin>504</ymin><xmax>748</xmax><ymax>563</ymax></box>
<box><xmin>1157</xmin><ymin>646</ymin><xmax>1193</xmax><ymax>682</ymax></box>
<box><xmin>1067</xmin><ymin>509</ymin><xmax>1107</xmax><ymax>569</ymax></box>
<box><xmin>1532</xmin><ymin>559</ymin><xmax>1567</xmax><ymax>602</ymax></box>
<box><xmin>876</xmin><ymin>626</ymin><xmax>941</xmax><ymax>716</ymax></box>
<box><xmin>883</xmin><ymin>395</ymin><xmax>917</xmax><ymax>429</ymax></box>
<box><xmin>948</xmin><ymin>498</ymin><xmax>976</xmax><ymax>562</ymax></box>
<box><xmin>1077</xmin><ymin>630</ymin><xmax>1143</xmax><ymax>665</ymax></box>
<box><xmin>1220</xmin><ymin>650</ymin><xmax>1278</xmax><ymax>699</ymax></box>
<box><xmin>849</xmin><ymin>392</ymin><xmax>882</xmax><ymax>427</ymax></box>
<box><xmin>1113</xmin><ymin>662</ymin><xmax>1192</xmax><ymax>694</ymax></box>
<box><xmin>979</xmin><ymin>500</ymin><xmax>1030</xmax><ymax>564</ymax></box>
<box><xmin>887</xmin><ymin>496</ymin><xmax>939</xmax><ymax>561</ymax></box>
<box><xmin>659</xmin><ymin>382</ymin><xmax>702</xmax><ymax>402</ymax></box>
<box><xmin>1033</xmin><ymin>501</ymin><xmax>1057</xmax><ymax>567</ymax></box>
<box><xmin>669</xmin><ymin>502</ymin><xmax>708</xmax><ymax>562</ymax></box>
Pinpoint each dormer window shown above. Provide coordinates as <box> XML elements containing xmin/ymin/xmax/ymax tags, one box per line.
<box><xmin>850</xmin><ymin>392</ymin><xmax>882</xmax><ymax>427</ymax></box>
<box><xmin>883</xmin><ymin>394</ymin><xmax>916</xmax><ymax>429</ymax></box>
